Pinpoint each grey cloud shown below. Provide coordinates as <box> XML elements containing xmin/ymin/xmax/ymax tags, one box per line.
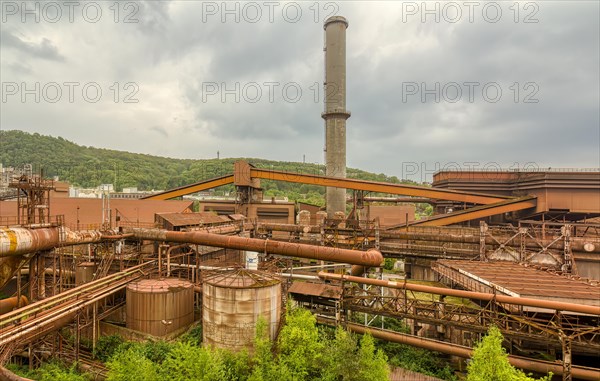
<box><xmin>0</xmin><ymin>1</ymin><xmax>598</xmax><ymax>181</ymax></box>
<box><xmin>1</xmin><ymin>30</ymin><xmax>64</xmax><ymax>61</ymax></box>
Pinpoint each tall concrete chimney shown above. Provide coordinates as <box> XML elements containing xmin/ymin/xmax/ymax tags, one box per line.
<box><xmin>322</xmin><ymin>16</ymin><xmax>350</xmax><ymax>218</ymax></box>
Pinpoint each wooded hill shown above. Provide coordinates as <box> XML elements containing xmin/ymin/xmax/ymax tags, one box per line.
<box><xmin>0</xmin><ymin>130</ymin><xmax>420</xmax><ymax>205</ymax></box>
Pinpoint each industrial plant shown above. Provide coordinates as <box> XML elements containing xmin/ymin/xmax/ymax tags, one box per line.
<box><xmin>1</xmin><ymin>13</ymin><xmax>599</xmax><ymax>381</ymax></box>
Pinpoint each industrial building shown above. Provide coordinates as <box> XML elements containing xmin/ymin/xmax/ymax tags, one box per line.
<box><xmin>0</xmin><ymin>15</ymin><xmax>599</xmax><ymax>381</ymax></box>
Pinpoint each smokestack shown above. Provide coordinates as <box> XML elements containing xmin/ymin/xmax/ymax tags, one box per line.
<box><xmin>323</xmin><ymin>16</ymin><xmax>350</xmax><ymax>218</ymax></box>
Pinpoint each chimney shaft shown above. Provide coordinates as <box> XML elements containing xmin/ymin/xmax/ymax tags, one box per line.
<box><xmin>322</xmin><ymin>16</ymin><xmax>350</xmax><ymax>218</ymax></box>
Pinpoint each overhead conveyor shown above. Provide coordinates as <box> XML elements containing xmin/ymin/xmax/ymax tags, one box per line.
<box><xmin>140</xmin><ymin>160</ymin><xmax>535</xmax><ymax>226</ymax></box>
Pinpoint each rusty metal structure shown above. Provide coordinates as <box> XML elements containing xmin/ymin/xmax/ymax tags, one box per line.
<box><xmin>202</xmin><ymin>269</ymin><xmax>282</xmax><ymax>351</ymax></box>
<box><xmin>9</xmin><ymin>174</ymin><xmax>54</xmax><ymax>226</ymax></box>
<box><xmin>309</xmin><ymin>272</ymin><xmax>600</xmax><ymax>380</ymax></box>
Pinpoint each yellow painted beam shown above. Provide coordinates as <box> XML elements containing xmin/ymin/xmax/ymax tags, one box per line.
<box><xmin>251</xmin><ymin>168</ymin><xmax>509</xmax><ymax>204</ymax></box>
<box><xmin>141</xmin><ymin>175</ymin><xmax>235</xmax><ymax>200</ymax></box>
<box><xmin>401</xmin><ymin>196</ymin><xmax>537</xmax><ymax>228</ymax></box>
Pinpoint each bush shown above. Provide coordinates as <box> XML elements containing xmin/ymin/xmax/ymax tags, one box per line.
<box><xmin>7</xmin><ymin>360</ymin><xmax>88</xmax><ymax>381</ymax></box>
<box><xmin>178</xmin><ymin>323</ymin><xmax>203</xmax><ymax>345</ymax></box>
<box><xmin>94</xmin><ymin>335</ymin><xmax>125</xmax><ymax>362</ymax></box>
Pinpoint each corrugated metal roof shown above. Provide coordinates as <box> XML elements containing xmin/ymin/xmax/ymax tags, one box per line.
<box><xmin>435</xmin><ymin>260</ymin><xmax>600</xmax><ymax>301</ymax></box>
<box><xmin>288</xmin><ymin>281</ymin><xmax>342</xmax><ymax>299</ymax></box>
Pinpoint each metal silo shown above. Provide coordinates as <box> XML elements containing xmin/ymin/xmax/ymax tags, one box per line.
<box><xmin>126</xmin><ymin>278</ymin><xmax>194</xmax><ymax>337</ymax></box>
<box><xmin>202</xmin><ymin>269</ymin><xmax>282</xmax><ymax>352</ymax></box>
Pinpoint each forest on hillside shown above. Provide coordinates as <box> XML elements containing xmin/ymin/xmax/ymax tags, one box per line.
<box><xmin>0</xmin><ymin>130</ymin><xmax>427</xmax><ymax>209</ymax></box>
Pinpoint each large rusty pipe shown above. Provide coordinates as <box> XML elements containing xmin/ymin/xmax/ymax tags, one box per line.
<box><xmin>17</xmin><ymin>268</ymin><xmax>75</xmax><ymax>278</ymax></box>
<box><xmin>0</xmin><ymin>227</ymin><xmax>105</xmax><ymax>257</ymax></box>
<box><xmin>0</xmin><ymin>366</ymin><xmax>33</xmax><ymax>381</ymax></box>
<box><xmin>0</xmin><ymin>296</ymin><xmax>28</xmax><ymax>315</ymax></box>
<box><xmin>130</xmin><ymin>228</ymin><xmax>383</xmax><ymax>267</ymax></box>
<box><xmin>349</xmin><ymin>265</ymin><xmax>367</xmax><ymax>276</ymax></box>
<box><xmin>0</xmin><ymin>262</ymin><xmax>153</xmax><ymax>326</ymax></box>
<box><xmin>0</xmin><ymin>275</ymin><xmax>137</xmax><ymax>347</ymax></box>
<box><xmin>344</xmin><ymin>323</ymin><xmax>599</xmax><ymax>381</ymax></box>
<box><xmin>318</xmin><ymin>272</ymin><xmax>600</xmax><ymax>315</ymax></box>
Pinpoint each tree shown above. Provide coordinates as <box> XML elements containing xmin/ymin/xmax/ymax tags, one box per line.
<box><xmin>467</xmin><ymin>326</ymin><xmax>552</xmax><ymax>381</ymax></box>
<box><xmin>276</xmin><ymin>306</ymin><xmax>324</xmax><ymax>379</ymax></box>
<box><xmin>321</xmin><ymin>327</ymin><xmax>389</xmax><ymax>381</ymax></box>
<box><xmin>357</xmin><ymin>333</ymin><xmax>389</xmax><ymax>381</ymax></box>
<box><xmin>248</xmin><ymin>318</ymin><xmax>291</xmax><ymax>381</ymax></box>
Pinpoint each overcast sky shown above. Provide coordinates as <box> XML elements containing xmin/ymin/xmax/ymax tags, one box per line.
<box><xmin>1</xmin><ymin>1</ymin><xmax>599</xmax><ymax>182</ymax></box>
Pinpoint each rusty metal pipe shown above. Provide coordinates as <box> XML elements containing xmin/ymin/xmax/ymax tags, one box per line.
<box><xmin>344</xmin><ymin>322</ymin><xmax>599</xmax><ymax>381</ymax></box>
<box><xmin>101</xmin><ymin>233</ymin><xmax>134</xmax><ymax>240</ymax></box>
<box><xmin>318</xmin><ymin>272</ymin><xmax>600</xmax><ymax>315</ymax></box>
<box><xmin>0</xmin><ymin>366</ymin><xmax>33</xmax><ymax>381</ymax></box>
<box><xmin>349</xmin><ymin>265</ymin><xmax>367</xmax><ymax>276</ymax></box>
<box><xmin>0</xmin><ymin>296</ymin><xmax>28</xmax><ymax>315</ymax></box>
<box><xmin>130</xmin><ymin>228</ymin><xmax>384</xmax><ymax>267</ymax></box>
<box><xmin>187</xmin><ymin>225</ymin><xmax>242</xmax><ymax>235</ymax></box>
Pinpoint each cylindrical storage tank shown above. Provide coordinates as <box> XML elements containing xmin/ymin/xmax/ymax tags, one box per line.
<box><xmin>126</xmin><ymin>278</ymin><xmax>194</xmax><ymax>337</ymax></box>
<box><xmin>297</xmin><ymin>210</ymin><xmax>311</xmax><ymax>226</ymax></box>
<box><xmin>316</xmin><ymin>211</ymin><xmax>327</xmax><ymax>226</ymax></box>
<box><xmin>203</xmin><ymin>270</ymin><xmax>281</xmax><ymax>352</ymax></box>
<box><xmin>75</xmin><ymin>262</ymin><xmax>96</xmax><ymax>285</ymax></box>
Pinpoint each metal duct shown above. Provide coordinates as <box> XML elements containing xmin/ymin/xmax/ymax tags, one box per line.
<box><xmin>129</xmin><ymin>228</ymin><xmax>383</xmax><ymax>267</ymax></box>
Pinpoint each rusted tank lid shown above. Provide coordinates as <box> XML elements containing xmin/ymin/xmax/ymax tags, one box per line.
<box><xmin>203</xmin><ymin>269</ymin><xmax>280</xmax><ymax>289</ymax></box>
<box><xmin>127</xmin><ymin>278</ymin><xmax>193</xmax><ymax>293</ymax></box>
<box><xmin>78</xmin><ymin>261</ymin><xmax>96</xmax><ymax>267</ymax></box>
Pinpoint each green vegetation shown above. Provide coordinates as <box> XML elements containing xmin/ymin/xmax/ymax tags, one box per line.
<box><xmin>93</xmin><ymin>334</ymin><xmax>125</xmax><ymax>362</ymax></box>
<box><xmin>467</xmin><ymin>326</ymin><xmax>552</xmax><ymax>381</ymax></box>
<box><xmin>0</xmin><ymin>130</ymin><xmax>432</xmax><ymax>216</ymax></box>
<box><xmin>362</xmin><ymin>315</ymin><xmax>458</xmax><ymax>381</ymax></box>
<box><xmin>6</xmin><ymin>308</ymin><xmax>465</xmax><ymax>381</ymax></box>
<box><xmin>6</xmin><ymin>361</ymin><xmax>87</xmax><ymax>381</ymax></box>
<box><xmin>103</xmin><ymin>305</ymin><xmax>389</xmax><ymax>381</ymax></box>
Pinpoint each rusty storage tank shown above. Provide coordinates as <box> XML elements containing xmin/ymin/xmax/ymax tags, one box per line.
<box><xmin>203</xmin><ymin>269</ymin><xmax>281</xmax><ymax>352</ymax></box>
<box><xmin>75</xmin><ymin>262</ymin><xmax>96</xmax><ymax>285</ymax></box>
<box><xmin>126</xmin><ymin>278</ymin><xmax>194</xmax><ymax>337</ymax></box>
